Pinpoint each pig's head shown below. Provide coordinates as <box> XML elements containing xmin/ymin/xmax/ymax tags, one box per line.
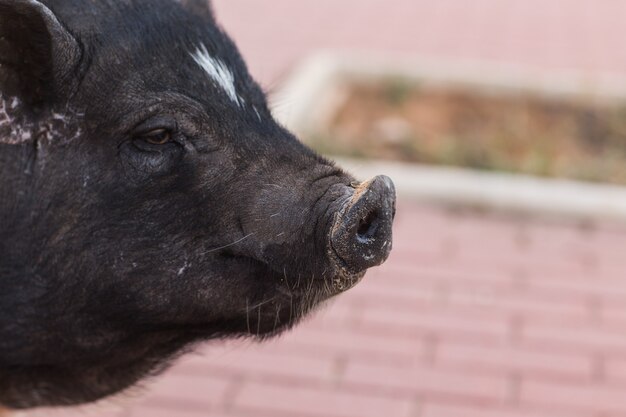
<box><xmin>0</xmin><ymin>0</ymin><xmax>395</xmax><ymax>408</ymax></box>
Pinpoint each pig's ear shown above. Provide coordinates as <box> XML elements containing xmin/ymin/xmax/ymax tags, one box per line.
<box><xmin>178</xmin><ymin>0</ymin><xmax>214</xmax><ymax>20</ymax></box>
<box><xmin>0</xmin><ymin>0</ymin><xmax>80</xmax><ymax>105</ymax></box>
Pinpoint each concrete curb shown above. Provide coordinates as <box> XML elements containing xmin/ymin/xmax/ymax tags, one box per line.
<box><xmin>336</xmin><ymin>157</ymin><xmax>626</xmax><ymax>223</ymax></box>
<box><xmin>271</xmin><ymin>52</ymin><xmax>626</xmax><ymax>223</ymax></box>
<box><xmin>273</xmin><ymin>52</ymin><xmax>626</xmax><ymax>137</ymax></box>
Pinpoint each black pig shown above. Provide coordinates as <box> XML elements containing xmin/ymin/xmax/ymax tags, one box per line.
<box><xmin>0</xmin><ymin>0</ymin><xmax>395</xmax><ymax>409</ymax></box>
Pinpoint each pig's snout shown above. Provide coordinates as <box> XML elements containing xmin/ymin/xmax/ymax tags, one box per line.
<box><xmin>330</xmin><ymin>175</ymin><xmax>396</xmax><ymax>275</ymax></box>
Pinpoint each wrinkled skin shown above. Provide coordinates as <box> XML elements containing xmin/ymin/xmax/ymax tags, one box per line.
<box><xmin>0</xmin><ymin>0</ymin><xmax>394</xmax><ymax>409</ymax></box>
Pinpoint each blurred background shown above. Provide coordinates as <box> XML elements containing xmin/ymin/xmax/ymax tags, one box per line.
<box><xmin>25</xmin><ymin>1</ymin><xmax>626</xmax><ymax>416</ymax></box>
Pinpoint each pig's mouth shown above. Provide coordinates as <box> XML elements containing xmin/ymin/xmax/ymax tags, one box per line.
<box><xmin>218</xmin><ymin>175</ymin><xmax>395</xmax><ymax>338</ymax></box>
<box><xmin>220</xmin><ymin>251</ymin><xmax>364</xmax><ymax>338</ymax></box>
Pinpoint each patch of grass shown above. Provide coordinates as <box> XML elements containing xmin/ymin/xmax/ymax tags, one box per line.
<box><xmin>382</xmin><ymin>77</ymin><xmax>414</xmax><ymax>107</ymax></box>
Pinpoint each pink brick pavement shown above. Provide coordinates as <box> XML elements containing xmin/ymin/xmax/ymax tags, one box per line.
<box><xmin>211</xmin><ymin>0</ymin><xmax>626</xmax><ymax>88</ymax></box>
<box><xmin>21</xmin><ymin>1</ymin><xmax>626</xmax><ymax>417</ymax></box>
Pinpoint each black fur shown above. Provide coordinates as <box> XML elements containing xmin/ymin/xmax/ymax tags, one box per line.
<box><xmin>0</xmin><ymin>0</ymin><xmax>361</xmax><ymax>408</ymax></box>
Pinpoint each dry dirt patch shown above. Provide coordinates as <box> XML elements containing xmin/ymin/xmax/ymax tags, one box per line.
<box><xmin>308</xmin><ymin>80</ymin><xmax>626</xmax><ymax>185</ymax></box>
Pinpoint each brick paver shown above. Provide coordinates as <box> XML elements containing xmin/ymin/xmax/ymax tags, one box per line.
<box><xmin>19</xmin><ymin>1</ymin><xmax>626</xmax><ymax>417</ymax></box>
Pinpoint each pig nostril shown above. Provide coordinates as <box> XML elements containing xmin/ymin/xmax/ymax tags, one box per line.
<box><xmin>331</xmin><ymin>175</ymin><xmax>396</xmax><ymax>274</ymax></box>
<box><xmin>356</xmin><ymin>210</ymin><xmax>380</xmax><ymax>243</ymax></box>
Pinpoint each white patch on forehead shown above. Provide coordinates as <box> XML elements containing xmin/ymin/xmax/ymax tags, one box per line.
<box><xmin>190</xmin><ymin>43</ymin><xmax>243</xmax><ymax>107</ymax></box>
<box><xmin>252</xmin><ymin>105</ymin><xmax>262</xmax><ymax>121</ymax></box>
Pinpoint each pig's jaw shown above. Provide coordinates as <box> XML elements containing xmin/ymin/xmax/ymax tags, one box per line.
<box><xmin>232</xmin><ymin>263</ymin><xmax>366</xmax><ymax>339</ymax></box>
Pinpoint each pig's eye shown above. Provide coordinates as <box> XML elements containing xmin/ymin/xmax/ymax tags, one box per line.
<box><xmin>140</xmin><ymin>128</ymin><xmax>172</xmax><ymax>145</ymax></box>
